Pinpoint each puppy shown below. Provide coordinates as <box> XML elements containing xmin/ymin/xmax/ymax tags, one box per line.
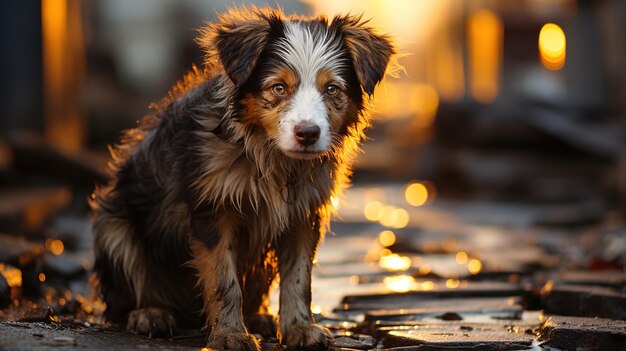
<box><xmin>92</xmin><ymin>7</ymin><xmax>394</xmax><ymax>351</ymax></box>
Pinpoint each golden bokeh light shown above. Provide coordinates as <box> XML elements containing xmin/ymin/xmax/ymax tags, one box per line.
<box><xmin>378</xmin><ymin>205</ymin><xmax>396</xmax><ymax>227</ymax></box>
<box><xmin>39</xmin><ymin>273</ymin><xmax>46</xmax><ymax>282</ymax></box>
<box><xmin>379</xmin><ymin>253</ymin><xmax>412</xmax><ymax>271</ymax></box>
<box><xmin>420</xmin><ymin>280</ymin><xmax>435</xmax><ymax>291</ymax></box>
<box><xmin>467</xmin><ymin>258</ymin><xmax>483</xmax><ymax>275</ymax></box>
<box><xmin>311</xmin><ymin>304</ymin><xmax>323</xmax><ymax>314</ymax></box>
<box><xmin>418</xmin><ymin>264</ymin><xmax>432</xmax><ymax>275</ymax></box>
<box><xmin>364</xmin><ymin>201</ymin><xmax>384</xmax><ymax>221</ymax></box>
<box><xmin>405</xmin><ymin>182</ymin><xmax>429</xmax><ymax>206</ymax></box>
<box><xmin>383</xmin><ymin>275</ymin><xmax>416</xmax><ymax>292</ymax></box>
<box><xmin>378</xmin><ymin>230</ymin><xmax>397</xmax><ymax>247</ymax></box>
<box><xmin>46</xmin><ymin>239</ymin><xmax>64</xmax><ymax>256</ymax></box>
<box><xmin>455</xmin><ymin>251</ymin><xmax>469</xmax><ymax>264</ymax></box>
<box><xmin>389</xmin><ymin>208</ymin><xmax>410</xmax><ymax>229</ymax></box>
<box><xmin>446</xmin><ymin>278</ymin><xmax>461</xmax><ymax>289</ymax></box>
<box><xmin>0</xmin><ymin>264</ymin><xmax>23</xmax><ymax>288</ymax></box>
<box><xmin>539</xmin><ymin>23</ymin><xmax>566</xmax><ymax>71</ymax></box>
<box><xmin>371</xmin><ymin>203</ymin><xmax>410</xmax><ymax>229</ymax></box>
<box><xmin>468</xmin><ymin>9</ymin><xmax>503</xmax><ymax>103</ymax></box>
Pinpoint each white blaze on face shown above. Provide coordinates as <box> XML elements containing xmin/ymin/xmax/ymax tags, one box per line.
<box><xmin>275</xmin><ymin>22</ymin><xmax>346</xmax><ymax>155</ymax></box>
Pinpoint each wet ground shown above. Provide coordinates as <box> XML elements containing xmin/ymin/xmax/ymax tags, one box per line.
<box><xmin>1</xmin><ymin>183</ymin><xmax>625</xmax><ymax>350</ymax></box>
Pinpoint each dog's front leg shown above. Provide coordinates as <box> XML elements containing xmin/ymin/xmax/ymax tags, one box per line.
<box><xmin>189</xmin><ymin>213</ymin><xmax>259</xmax><ymax>351</ymax></box>
<box><xmin>277</xmin><ymin>215</ymin><xmax>332</xmax><ymax>350</ymax></box>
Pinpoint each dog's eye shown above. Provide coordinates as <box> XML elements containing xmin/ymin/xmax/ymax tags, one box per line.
<box><xmin>271</xmin><ymin>84</ymin><xmax>286</xmax><ymax>96</ymax></box>
<box><xmin>326</xmin><ymin>84</ymin><xmax>339</xmax><ymax>96</ymax></box>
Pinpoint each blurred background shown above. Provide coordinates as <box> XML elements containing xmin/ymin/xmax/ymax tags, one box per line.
<box><xmin>0</xmin><ymin>0</ymin><xmax>625</xmax><ymax>324</ymax></box>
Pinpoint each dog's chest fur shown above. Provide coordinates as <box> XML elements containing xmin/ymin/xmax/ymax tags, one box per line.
<box><xmin>191</xmin><ymin>134</ymin><xmax>333</xmax><ymax>245</ymax></box>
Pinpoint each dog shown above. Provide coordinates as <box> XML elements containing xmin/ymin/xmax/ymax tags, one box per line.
<box><xmin>91</xmin><ymin>7</ymin><xmax>394</xmax><ymax>351</ymax></box>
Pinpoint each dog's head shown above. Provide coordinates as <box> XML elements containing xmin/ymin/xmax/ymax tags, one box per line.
<box><xmin>200</xmin><ymin>7</ymin><xmax>394</xmax><ymax>159</ymax></box>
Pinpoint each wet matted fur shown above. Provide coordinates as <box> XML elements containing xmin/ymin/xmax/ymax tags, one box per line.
<box><xmin>92</xmin><ymin>6</ymin><xmax>395</xmax><ymax>351</ymax></box>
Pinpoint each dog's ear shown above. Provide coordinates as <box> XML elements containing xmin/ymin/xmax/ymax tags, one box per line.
<box><xmin>332</xmin><ymin>15</ymin><xmax>394</xmax><ymax>95</ymax></box>
<box><xmin>199</xmin><ymin>8</ymin><xmax>283</xmax><ymax>87</ymax></box>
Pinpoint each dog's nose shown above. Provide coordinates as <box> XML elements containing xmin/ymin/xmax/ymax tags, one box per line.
<box><xmin>294</xmin><ymin>124</ymin><xmax>320</xmax><ymax>146</ymax></box>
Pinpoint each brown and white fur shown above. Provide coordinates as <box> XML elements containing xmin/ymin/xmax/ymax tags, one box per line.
<box><xmin>91</xmin><ymin>7</ymin><xmax>394</xmax><ymax>351</ymax></box>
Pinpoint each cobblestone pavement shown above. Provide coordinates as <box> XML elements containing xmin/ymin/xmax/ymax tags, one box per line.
<box><xmin>1</xmin><ymin>184</ymin><xmax>625</xmax><ymax>350</ymax></box>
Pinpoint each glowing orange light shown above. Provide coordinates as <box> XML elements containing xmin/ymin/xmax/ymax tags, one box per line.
<box><xmin>455</xmin><ymin>252</ymin><xmax>469</xmax><ymax>264</ymax></box>
<box><xmin>410</xmin><ymin>84</ymin><xmax>440</xmax><ymax>127</ymax></box>
<box><xmin>378</xmin><ymin>230</ymin><xmax>396</xmax><ymax>247</ymax></box>
<box><xmin>433</xmin><ymin>34</ymin><xmax>465</xmax><ymax>102</ymax></box>
<box><xmin>384</xmin><ymin>275</ymin><xmax>416</xmax><ymax>292</ymax></box>
<box><xmin>374</xmin><ymin>81</ymin><xmax>403</xmax><ymax>119</ymax></box>
<box><xmin>364</xmin><ymin>201</ymin><xmax>384</xmax><ymax>221</ymax></box>
<box><xmin>330</xmin><ymin>196</ymin><xmax>340</xmax><ymax>210</ymax></box>
<box><xmin>542</xmin><ymin>279</ymin><xmax>555</xmax><ymax>293</ymax></box>
<box><xmin>389</xmin><ymin>208</ymin><xmax>410</xmax><ymax>229</ymax></box>
<box><xmin>0</xmin><ymin>264</ymin><xmax>23</xmax><ymax>288</ymax></box>
<box><xmin>418</xmin><ymin>264</ymin><xmax>432</xmax><ymax>275</ymax></box>
<box><xmin>446</xmin><ymin>278</ymin><xmax>460</xmax><ymax>289</ymax></box>
<box><xmin>49</xmin><ymin>240</ymin><xmax>64</xmax><ymax>256</ymax></box>
<box><xmin>311</xmin><ymin>304</ymin><xmax>323</xmax><ymax>314</ymax></box>
<box><xmin>39</xmin><ymin>273</ymin><xmax>46</xmax><ymax>282</ymax></box>
<box><xmin>539</xmin><ymin>23</ymin><xmax>566</xmax><ymax>71</ymax></box>
<box><xmin>379</xmin><ymin>254</ymin><xmax>412</xmax><ymax>272</ymax></box>
<box><xmin>42</xmin><ymin>0</ymin><xmax>85</xmax><ymax>152</ymax></box>
<box><xmin>405</xmin><ymin>182</ymin><xmax>429</xmax><ymax>206</ymax></box>
<box><xmin>468</xmin><ymin>9</ymin><xmax>503</xmax><ymax>103</ymax></box>
<box><xmin>467</xmin><ymin>259</ymin><xmax>483</xmax><ymax>275</ymax></box>
<box><xmin>378</xmin><ymin>205</ymin><xmax>397</xmax><ymax>227</ymax></box>
<box><xmin>420</xmin><ymin>281</ymin><xmax>435</xmax><ymax>291</ymax></box>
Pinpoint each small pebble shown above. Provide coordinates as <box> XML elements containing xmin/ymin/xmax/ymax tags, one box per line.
<box><xmin>440</xmin><ymin>312</ymin><xmax>463</xmax><ymax>321</ymax></box>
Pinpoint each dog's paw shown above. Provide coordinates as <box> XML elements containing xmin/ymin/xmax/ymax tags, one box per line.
<box><xmin>126</xmin><ymin>308</ymin><xmax>176</xmax><ymax>338</ymax></box>
<box><xmin>245</xmin><ymin>313</ymin><xmax>277</xmax><ymax>338</ymax></box>
<box><xmin>281</xmin><ymin>324</ymin><xmax>332</xmax><ymax>350</ymax></box>
<box><xmin>207</xmin><ymin>332</ymin><xmax>260</xmax><ymax>351</ymax></box>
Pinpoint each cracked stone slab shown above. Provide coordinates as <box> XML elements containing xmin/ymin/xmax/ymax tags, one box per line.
<box><xmin>372</xmin><ymin>311</ymin><xmax>542</xmax><ymax>340</ymax></box>
<box><xmin>0</xmin><ymin>322</ymin><xmax>203</xmax><ymax>351</ymax></box>
<box><xmin>381</xmin><ymin>323</ymin><xmax>535</xmax><ymax>350</ymax></box>
<box><xmin>341</xmin><ymin>282</ymin><xmax>522</xmax><ymax>311</ymax></box>
<box><xmin>541</xmin><ymin>283</ymin><xmax>626</xmax><ymax>320</ymax></box>
<box><xmin>539</xmin><ymin>315</ymin><xmax>626</xmax><ymax>351</ymax></box>
<box><xmin>364</xmin><ymin>296</ymin><xmax>523</xmax><ymax>323</ymax></box>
